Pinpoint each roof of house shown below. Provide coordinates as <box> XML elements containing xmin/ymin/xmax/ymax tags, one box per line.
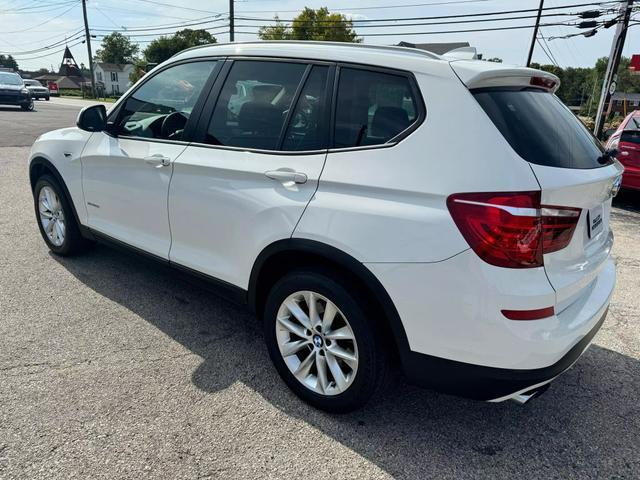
<box><xmin>611</xmin><ymin>92</ymin><xmax>640</xmax><ymax>101</ymax></box>
<box><xmin>34</xmin><ymin>74</ymin><xmax>84</xmax><ymax>89</ymax></box>
<box><xmin>96</xmin><ymin>63</ymin><xmax>132</xmax><ymax>72</ymax></box>
<box><xmin>396</xmin><ymin>41</ymin><xmax>470</xmax><ymax>55</ymax></box>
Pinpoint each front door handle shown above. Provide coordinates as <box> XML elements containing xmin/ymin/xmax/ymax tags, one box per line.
<box><xmin>265</xmin><ymin>170</ymin><xmax>308</xmax><ymax>184</ymax></box>
<box><xmin>144</xmin><ymin>154</ymin><xmax>171</xmax><ymax>167</ymax></box>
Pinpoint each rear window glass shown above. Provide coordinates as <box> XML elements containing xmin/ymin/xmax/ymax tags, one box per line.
<box><xmin>473</xmin><ymin>88</ymin><xmax>604</xmax><ymax>169</ymax></box>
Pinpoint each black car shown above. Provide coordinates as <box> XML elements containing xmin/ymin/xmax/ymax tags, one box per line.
<box><xmin>0</xmin><ymin>72</ymin><xmax>34</xmax><ymax>111</ymax></box>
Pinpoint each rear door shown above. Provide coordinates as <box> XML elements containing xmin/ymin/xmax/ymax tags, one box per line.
<box><xmin>168</xmin><ymin>59</ymin><xmax>334</xmax><ymax>287</ymax></box>
<box><xmin>472</xmin><ymin>86</ymin><xmax>623</xmax><ymax>310</ymax></box>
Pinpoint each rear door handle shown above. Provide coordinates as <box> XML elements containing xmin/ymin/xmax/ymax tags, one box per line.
<box><xmin>144</xmin><ymin>154</ymin><xmax>171</xmax><ymax>167</ymax></box>
<box><xmin>265</xmin><ymin>170</ymin><xmax>308</xmax><ymax>184</ymax></box>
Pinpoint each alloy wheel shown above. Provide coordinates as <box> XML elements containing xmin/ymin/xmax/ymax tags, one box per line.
<box><xmin>38</xmin><ymin>186</ymin><xmax>66</xmax><ymax>247</ymax></box>
<box><xmin>275</xmin><ymin>290</ymin><xmax>358</xmax><ymax>396</ymax></box>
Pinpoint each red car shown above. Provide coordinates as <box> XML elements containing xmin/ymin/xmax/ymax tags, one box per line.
<box><xmin>606</xmin><ymin>111</ymin><xmax>640</xmax><ymax>190</ymax></box>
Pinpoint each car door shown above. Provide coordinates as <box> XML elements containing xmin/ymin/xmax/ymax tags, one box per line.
<box><xmin>168</xmin><ymin>59</ymin><xmax>333</xmax><ymax>287</ymax></box>
<box><xmin>81</xmin><ymin>60</ymin><xmax>220</xmax><ymax>258</ymax></box>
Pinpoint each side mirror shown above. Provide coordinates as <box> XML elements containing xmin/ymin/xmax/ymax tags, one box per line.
<box><xmin>77</xmin><ymin>104</ymin><xmax>107</xmax><ymax>132</ymax></box>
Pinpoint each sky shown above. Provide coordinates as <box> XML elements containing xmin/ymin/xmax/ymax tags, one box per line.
<box><xmin>1</xmin><ymin>0</ymin><xmax>639</xmax><ymax>71</ymax></box>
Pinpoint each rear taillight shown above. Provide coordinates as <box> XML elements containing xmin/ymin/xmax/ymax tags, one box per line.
<box><xmin>447</xmin><ymin>192</ymin><xmax>581</xmax><ymax>268</ymax></box>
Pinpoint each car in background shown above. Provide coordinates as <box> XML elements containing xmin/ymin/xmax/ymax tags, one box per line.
<box><xmin>0</xmin><ymin>71</ymin><xmax>33</xmax><ymax>111</ymax></box>
<box><xmin>605</xmin><ymin>112</ymin><xmax>640</xmax><ymax>191</ymax></box>
<box><xmin>23</xmin><ymin>79</ymin><xmax>50</xmax><ymax>101</ymax></box>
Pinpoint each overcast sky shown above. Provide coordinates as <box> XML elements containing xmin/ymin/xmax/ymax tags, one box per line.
<box><xmin>1</xmin><ymin>0</ymin><xmax>639</xmax><ymax>71</ymax></box>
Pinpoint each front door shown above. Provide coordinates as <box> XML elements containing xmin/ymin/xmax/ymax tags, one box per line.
<box><xmin>168</xmin><ymin>60</ymin><xmax>333</xmax><ymax>287</ymax></box>
<box><xmin>81</xmin><ymin>60</ymin><xmax>220</xmax><ymax>258</ymax></box>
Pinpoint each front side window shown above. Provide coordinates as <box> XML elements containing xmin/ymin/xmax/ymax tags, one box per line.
<box><xmin>114</xmin><ymin>61</ymin><xmax>216</xmax><ymax>141</ymax></box>
<box><xmin>334</xmin><ymin>68</ymin><xmax>419</xmax><ymax>148</ymax></box>
<box><xmin>205</xmin><ymin>60</ymin><xmax>307</xmax><ymax>150</ymax></box>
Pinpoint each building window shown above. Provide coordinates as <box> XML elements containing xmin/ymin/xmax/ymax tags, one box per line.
<box><xmin>96</xmin><ymin>72</ymin><xmax>102</xmax><ymax>81</ymax></box>
<box><xmin>111</xmin><ymin>71</ymin><xmax>118</xmax><ymax>82</ymax></box>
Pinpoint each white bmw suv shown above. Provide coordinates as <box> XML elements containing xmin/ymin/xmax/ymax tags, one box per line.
<box><xmin>29</xmin><ymin>41</ymin><xmax>622</xmax><ymax>412</ymax></box>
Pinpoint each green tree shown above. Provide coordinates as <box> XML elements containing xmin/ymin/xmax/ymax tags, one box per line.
<box><xmin>259</xmin><ymin>7</ymin><xmax>360</xmax><ymax>42</ymax></box>
<box><xmin>94</xmin><ymin>32</ymin><xmax>139</xmax><ymax>64</ymax></box>
<box><xmin>143</xmin><ymin>29</ymin><xmax>216</xmax><ymax>64</ymax></box>
<box><xmin>0</xmin><ymin>54</ymin><xmax>19</xmax><ymax>70</ymax></box>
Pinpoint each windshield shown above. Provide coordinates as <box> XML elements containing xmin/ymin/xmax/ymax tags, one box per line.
<box><xmin>473</xmin><ymin>88</ymin><xmax>604</xmax><ymax>169</ymax></box>
<box><xmin>24</xmin><ymin>80</ymin><xmax>42</xmax><ymax>87</ymax></box>
<box><xmin>0</xmin><ymin>72</ymin><xmax>23</xmax><ymax>86</ymax></box>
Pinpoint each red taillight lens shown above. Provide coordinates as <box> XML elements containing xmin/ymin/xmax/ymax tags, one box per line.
<box><xmin>530</xmin><ymin>76</ymin><xmax>558</xmax><ymax>90</ymax></box>
<box><xmin>502</xmin><ymin>307</ymin><xmax>555</xmax><ymax>320</ymax></box>
<box><xmin>447</xmin><ymin>192</ymin><xmax>581</xmax><ymax>268</ymax></box>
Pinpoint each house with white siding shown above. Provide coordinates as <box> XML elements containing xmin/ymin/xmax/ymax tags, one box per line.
<box><xmin>94</xmin><ymin>63</ymin><xmax>134</xmax><ymax>96</ymax></box>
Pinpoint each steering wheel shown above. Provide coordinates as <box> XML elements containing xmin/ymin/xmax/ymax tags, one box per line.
<box><xmin>161</xmin><ymin>111</ymin><xmax>189</xmax><ymax>140</ymax></box>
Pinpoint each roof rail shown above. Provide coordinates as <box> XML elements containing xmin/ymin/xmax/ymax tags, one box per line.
<box><xmin>175</xmin><ymin>40</ymin><xmax>442</xmax><ymax>60</ymax></box>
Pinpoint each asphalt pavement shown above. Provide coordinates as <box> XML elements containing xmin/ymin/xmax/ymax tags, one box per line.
<box><xmin>1</xmin><ymin>99</ymin><xmax>639</xmax><ymax>479</ymax></box>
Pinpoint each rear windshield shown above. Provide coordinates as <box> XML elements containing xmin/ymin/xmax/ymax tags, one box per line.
<box><xmin>473</xmin><ymin>88</ymin><xmax>604</xmax><ymax>169</ymax></box>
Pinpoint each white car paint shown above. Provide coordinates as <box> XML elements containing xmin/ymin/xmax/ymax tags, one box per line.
<box><xmin>29</xmin><ymin>41</ymin><xmax>618</xmax><ymax>402</ymax></box>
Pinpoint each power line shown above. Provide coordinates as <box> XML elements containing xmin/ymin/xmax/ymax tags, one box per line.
<box><xmin>90</xmin><ymin>15</ymin><xmax>228</xmax><ymax>32</ymax></box>
<box><xmin>3</xmin><ymin>3</ymin><xmax>80</xmax><ymax>34</ymax></box>
<box><xmin>129</xmin><ymin>0</ymin><xmax>224</xmax><ymax>15</ymax></box>
<box><xmin>235</xmin><ymin>1</ymin><xmax>625</xmax><ymax>23</ymax></box>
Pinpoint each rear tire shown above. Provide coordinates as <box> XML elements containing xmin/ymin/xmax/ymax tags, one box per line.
<box><xmin>33</xmin><ymin>175</ymin><xmax>92</xmax><ymax>256</ymax></box>
<box><xmin>263</xmin><ymin>269</ymin><xmax>390</xmax><ymax>413</ymax></box>
<box><xmin>21</xmin><ymin>99</ymin><xmax>34</xmax><ymax>111</ymax></box>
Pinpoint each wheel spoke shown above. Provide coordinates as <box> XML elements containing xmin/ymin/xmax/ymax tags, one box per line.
<box><xmin>54</xmin><ymin>221</ymin><xmax>64</xmax><ymax>242</ymax></box>
<box><xmin>44</xmin><ymin>188</ymin><xmax>54</xmax><ymax>211</ymax></box>
<box><xmin>324</xmin><ymin>326</ymin><xmax>354</xmax><ymax>341</ymax></box>
<box><xmin>39</xmin><ymin>208</ymin><xmax>53</xmax><ymax>219</ymax></box>
<box><xmin>321</xmin><ymin>300</ymin><xmax>337</xmax><ymax>333</ymax></box>
<box><xmin>284</xmin><ymin>299</ymin><xmax>312</xmax><ymax>330</ymax></box>
<box><xmin>281</xmin><ymin>339</ymin><xmax>309</xmax><ymax>357</ymax></box>
<box><xmin>325</xmin><ymin>351</ymin><xmax>347</xmax><ymax>391</ymax></box>
<box><xmin>277</xmin><ymin>316</ymin><xmax>307</xmax><ymax>339</ymax></box>
<box><xmin>315</xmin><ymin>354</ymin><xmax>329</xmax><ymax>393</ymax></box>
<box><xmin>44</xmin><ymin>218</ymin><xmax>55</xmax><ymax>234</ymax></box>
<box><xmin>327</xmin><ymin>345</ymin><xmax>357</xmax><ymax>369</ymax></box>
<box><xmin>305</xmin><ymin>291</ymin><xmax>321</xmax><ymax>329</ymax></box>
<box><xmin>294</xmin><ymin>350</ymin><xmax>315</xmax><ymax>380</ymax></box>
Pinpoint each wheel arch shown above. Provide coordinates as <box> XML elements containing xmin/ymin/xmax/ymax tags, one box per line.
<box><xmin>29</xmin><ymin>157</ymin><xmax>86</xmax><ymax>236</ymax></box>
<box><xmin>248</xmin><ymin>238</ymin><xmax>412</xmax><ymax>364</ymax></box>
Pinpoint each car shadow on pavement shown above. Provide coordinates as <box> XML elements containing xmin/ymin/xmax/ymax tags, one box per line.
<box><xmin>52</xmin><ymin>245</ymin><xmax>640</xmax><ymax>478</ymax></box>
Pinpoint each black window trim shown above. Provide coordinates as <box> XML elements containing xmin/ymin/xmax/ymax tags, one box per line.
<box><xmin>190</xmin><ymin>56</ymin><xmax>335</xmax><ymax>156</ymax></box>
<box><xmin>328</xmin><ymin>62</ymin><xmax>426</xmax><ymax>153</ymax></box>
<box><xmin>105</xmin><ymin>56</ymin><xmax>225</xmax><ymax>146</ymax></box>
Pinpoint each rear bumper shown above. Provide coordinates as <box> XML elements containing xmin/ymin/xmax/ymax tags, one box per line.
<box><xmin>400</xmin><ymin>307</ymin><xmax>607</xmax><ymax>401</ymax></box>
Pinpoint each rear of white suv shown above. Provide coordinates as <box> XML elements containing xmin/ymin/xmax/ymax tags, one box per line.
<box><xmin>28</xmin><ymin>42</ymin><xmax>620</xmax><ymax>412</ymax></box>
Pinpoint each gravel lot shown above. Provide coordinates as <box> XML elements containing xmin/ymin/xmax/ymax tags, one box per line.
<box><xmin>1</xmin><ymin>100</ymin><xmax>639</xmax><ymax>479</ymax></box>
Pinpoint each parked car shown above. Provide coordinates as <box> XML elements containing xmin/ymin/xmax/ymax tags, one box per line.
<box><xmin>23</xmin><ymin>79</ymin><xmax>50</xmax><ymax>100</ymax></box>
<box><xmin>28</xmin><ymin>42</ymin><xmax>622</xmax><ymax>412</ymax></box>
<box><xmin>605</xmin><ymin>111</ymin><xmax>640</xmax><ymax>191</ymax></box>
<box><xmin>0</xmin><ymin>71</ymin><xmax>33</xmax><ymax>111</ymax></box>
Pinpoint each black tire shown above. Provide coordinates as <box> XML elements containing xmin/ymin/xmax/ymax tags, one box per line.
<box><xmin>33</xmin><ymin>175</ymin><xmax>92</xmax><ymax>256</ymax></box>
<box><xmin>45</xmin><ymin>96</ymin><xmax>50</xmax><ymax>101</ymax></box>
<box><xmin>263</xmin><ymin>269</ymin><xmax>390</xmax><ymax>413</ymax></box>
<box><xmin>21</xmin><ymin>99</ymin><xmax>34</xmax><ymax>111</ymax></box>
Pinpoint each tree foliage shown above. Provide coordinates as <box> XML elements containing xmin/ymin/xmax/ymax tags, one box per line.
<box><xmin>143</xmin><ymin>29</ymin><xmax>216</xmax><ymax>64</ymax></box>
<box><xmin>259</xmin><ymin>7</ymin><xmax>360</xmax><ymax>42</ymax></box>
<box><xmin>94</xmin><ymin>33</ymin><xmax>139</xmax><ymax>64</ymax></box>
<box><xmin>0</xmin><ymin>54</ymin><xmax>18</xmax><ymax>70</ymax></box>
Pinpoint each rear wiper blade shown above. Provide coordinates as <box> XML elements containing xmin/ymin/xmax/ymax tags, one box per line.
<box><xmin>597</xmin><ymin>148</ymin><xmax>618</xmax><ymax>165</ymax></box>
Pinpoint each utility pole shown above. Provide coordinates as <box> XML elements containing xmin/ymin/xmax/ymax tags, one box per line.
<box><xmin>594</xmin><ymin>0</ymin><xmax>634</xmax><ymax>139</ymax></box>
<box><xmin>526</xmin><ymin>0</ymin><xmax>544</xmax><ymax>67</ymax></box>
<box><xmin>81</xmin><ymin>0</ymin><xmax>96</xmax><ymax>98</ymax></box>
<box><xmin>229</xmin><ymin>0</ymin><xmax>234</xmax><ymax>42</ymax></box>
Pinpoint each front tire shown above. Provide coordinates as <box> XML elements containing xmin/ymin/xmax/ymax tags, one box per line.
<box><xmin>21</xmin><ymin>99</ymin><xmax>34</xmax><ymax>111</ymax></box>
<box><xmin>33</xmin><ymin>175</ymin><xmax>91</xmax><ymax>256</ymax></box>
<box><xmin>263</xmin><ymin>269</ymin><xmax>390</xmax><ymax>413</ymax></box>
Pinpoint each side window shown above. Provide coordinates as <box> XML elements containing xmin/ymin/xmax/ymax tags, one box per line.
<box><xmin>115</xmin><ymin>61</ymin><xmax>217</xmax><ymax>141</ymax></box>
<box><xmin>334</xmin><ymin>68</ymin><xmax>419</xmax><ymax>148</ymax></box>
<box><xmin>282</xmin><ymin>65</ymin><xmax>330</xmax><ymax>151</ymax></box>
<box><xmin>205</xmin><ymin>60</ymin><xmax>307</xmax><ymax>150</ymax></box>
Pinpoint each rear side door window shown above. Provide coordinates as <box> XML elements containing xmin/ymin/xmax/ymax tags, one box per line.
<box><xmin>333</xmin><ymin>67</ymin><xmax>419</xmax><ymax>148</ymax></box>
<box><xmin>205</xmin><ymin>60</ymin><xmax>309</xmax><ymax>150</ymax></box>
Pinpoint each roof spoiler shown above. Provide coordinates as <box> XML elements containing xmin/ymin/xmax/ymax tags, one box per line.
<box><xmin>450</xmin><ymin>61</ymin><xmax>561</xmax><ymax>93</ymax></box>
<box><xmin>442</xmin><ymin>47</ymin><xmax>478</xmax><ymax>61</ymax></box>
